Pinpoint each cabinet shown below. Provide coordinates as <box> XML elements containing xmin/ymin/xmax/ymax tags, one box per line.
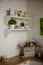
<box><xmin>5</xmin><ymin>16</ymin><xmax>32</xmax><ymax>31</ymax></box>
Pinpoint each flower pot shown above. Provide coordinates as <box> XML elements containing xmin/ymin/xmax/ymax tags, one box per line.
<box><xmin>10</xmin><ymin>25</ymin><xmax>15</xmax><ymax>30</ymax></box>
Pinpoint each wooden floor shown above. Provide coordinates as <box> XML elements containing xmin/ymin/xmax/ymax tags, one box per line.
<box><xmin>0</xmin><ymin>56</ymin><xmax>43</xmax><ymax>65</ymax></box>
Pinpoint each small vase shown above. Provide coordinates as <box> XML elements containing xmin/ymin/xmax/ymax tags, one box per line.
<box><xmin>21</xmin><ymin>27</ymin><xmax>24</xmax><ymax>29</ymax></box>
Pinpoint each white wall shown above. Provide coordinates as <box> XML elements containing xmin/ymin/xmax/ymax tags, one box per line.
<box><xmin>0</xmin><ymin>0</ymin><xmax>29</xmax><ymax>58</ymax></box>
<box><xmin>27</xmin><ymin>0</ymin><xmax>43</xmax><ymax>46</ymax></box>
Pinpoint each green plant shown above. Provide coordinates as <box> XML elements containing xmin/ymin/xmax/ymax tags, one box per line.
<box><xmin>8</xmin><ymin>17</ymin><xmax>17</xmax><ymax>25</ymax></box>
<box><xmin>40</xmin><ymin>18</ymin><xmax>43</xmax><ymax>35</ymax></box>
<box><xmin>20</xmin><ymin>22</ymin><xmax>25</xmax><ymax>26</ymax></box>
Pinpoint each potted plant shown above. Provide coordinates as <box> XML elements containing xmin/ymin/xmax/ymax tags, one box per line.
<box><xmin>20</xmin><ymin>22</ymin><xmax>25</xmax><ymax>29</ymax></box>
<box><xmin>8</xmin><ymin>17</ymin><xmax>17</xmax><ymax>30</ymax></box>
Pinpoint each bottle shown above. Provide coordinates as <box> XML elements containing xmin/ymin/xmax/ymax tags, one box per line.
<box><xmin>38</xmin><ymin>50</ymin><xmax>41</xmax><ymax>58</ymax></box>
<box><xmin>6</xmin><ymin>8</ymin><xmax>11</xmax><ymax>16</ymax></box>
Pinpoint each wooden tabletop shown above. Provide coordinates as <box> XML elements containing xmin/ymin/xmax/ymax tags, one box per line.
<box><xmin>0</xmin><ymin>56</ymin><xmax>43</xmax><ymax>65</ymax></box>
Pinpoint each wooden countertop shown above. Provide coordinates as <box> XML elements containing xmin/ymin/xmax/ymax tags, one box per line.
<box><xmin>0</xmin><ymin>56</ymin><xmax>43</xmax><ymax>65</ymax></box>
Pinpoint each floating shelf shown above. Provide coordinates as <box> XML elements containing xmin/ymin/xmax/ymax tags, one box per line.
<box><xmin>9</xmin><ymin>28</ymin><xmax>31</xmax><ymax>31</ymax></box>
<box><xmin>5</xmin><ymin>15</ymin><xmax>32</xmax><ymax>37</ymax></box>
<box><xmin>6</xmin><ymin>15</ymin><xmax>32</xmax><ymax>20</ymax></box>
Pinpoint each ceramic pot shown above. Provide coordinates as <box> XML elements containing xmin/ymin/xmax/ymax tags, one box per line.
<box><xmin>10</xmin><ymin>25</ymin><xmax>15</xmax><ymax>30</ymax></box>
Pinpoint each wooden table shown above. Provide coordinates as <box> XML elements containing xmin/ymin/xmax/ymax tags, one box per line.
<box><xmin>0</xmin><ymin>56</ymin><xmax>43</xmax><ymax>65</ymax></box>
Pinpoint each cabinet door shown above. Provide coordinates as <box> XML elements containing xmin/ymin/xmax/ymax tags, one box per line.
<box><xmin>30</xmin><ymin>61</ymin><xmax>42</xmax><ymax>65</ymax></box>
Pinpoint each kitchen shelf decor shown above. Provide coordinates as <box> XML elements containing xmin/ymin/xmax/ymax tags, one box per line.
<box><xmin>4</xmin><ymin>15</ymin><xmax>32</xmax><ymax>37</ymax></box>
<box><xmin>8</xmin><ymin>17</ymin><xmax>17</xmax><ymax>30</ymax></box>
<box><xmin>5</xmin><ymin>15</ymin><xmax>32</xmax><ymax>31</ymax></box>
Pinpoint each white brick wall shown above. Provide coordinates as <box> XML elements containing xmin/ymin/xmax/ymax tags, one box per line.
<box><xmin>0</xmin><ymin>0</ymin><xmax>43</xmax><ymax>58</ymax></box>
<box><xmin>27</xmin><ymin>0</ymin><xmax>43</xmax><ymax>46</ymax></box>
<box><xmin>0</xmin><ymin>0</ymin><xmax>28</xmax><ymax>58</ymax></box>
<box><xmin>1</xmin><ymin>0</ymin><xmax>27</xmax><ymax>15</ymax></box>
